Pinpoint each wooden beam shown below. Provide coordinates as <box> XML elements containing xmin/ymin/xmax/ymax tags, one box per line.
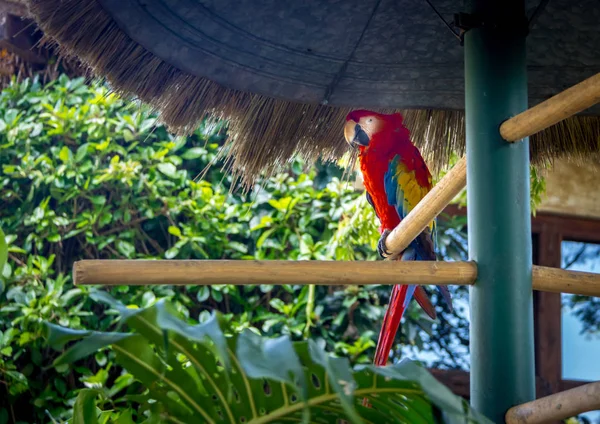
<box><xmin>385</xmin><ymin>156</ymin><xmax>467</xmax><ymax>258</ymax></box>
<box><xmin>73</xmin><ymin>260</ymin><xmax>478</xmax><ymax>286</ymax></box>
<box><xmin>505</xmin><ymin>381</ymin><xmax>600</xmax><ymax>424</ymax></box>
<box><xmin>428</xmin><ymin>369</ymin><xmax>470</xmax><ymax>399</ymax></box>
<box><xmin>532</xmin><ymin>265</ymin><xmax>600</xmax><ymax>297</ymax></box>
<box><xmin>500</xmin><ymin>72</ymin><xmax>600</xmax><ymax>142</ymax></box>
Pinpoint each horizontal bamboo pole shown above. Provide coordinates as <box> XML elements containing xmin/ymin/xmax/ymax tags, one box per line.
<box><xmin>505</xmin><ymin>381</ymin><xmax>600</xmax><ymax>424</ymax></box>
<box><xmin>73</xmin><ymin>260</ymin><xmax>478</xmax><ymax>286</ymax></box>
<box><xmin>500</xmin><ymin>72</ymin><xmax>600</xmax><ymax>142</ymax></box>
<box><xmin>73</xmin><ymin>261</ymin><xmax>600</xmax><ymax>297</ymax></box>
<box><xmin>532</xmin><ymin>265</ymin><xmax>600</xmax><ymax>296</ymax></box>
<box><xmin>386</xmin><ymin>155</ymin><xmax>467</xmax><ymax>258</ymax></box>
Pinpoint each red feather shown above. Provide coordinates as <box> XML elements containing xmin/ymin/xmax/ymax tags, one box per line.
<box><xmin>374</xmin><ymin>284</ymin><xmax>409</xmax><ymax>366</ymax></box>
<box><xmin>353</xmin><ymin>112</ymin><xmax>431</xmax><ymax>232</ymax></box>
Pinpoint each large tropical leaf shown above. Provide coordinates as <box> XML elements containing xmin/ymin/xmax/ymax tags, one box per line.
<box><xmin>45</xmin><ymin>291</ymin><xmax>491</xmax><ymax>424</ymax></box>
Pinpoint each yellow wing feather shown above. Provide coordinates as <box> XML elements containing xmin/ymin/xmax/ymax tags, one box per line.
<box><xmin>393</xmin><ymin>161</ymin><xmax>435</xmax><ymax>232</ymax></box>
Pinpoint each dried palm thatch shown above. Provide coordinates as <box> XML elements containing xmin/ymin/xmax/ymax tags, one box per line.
<box><xmin>26</xmin><ymin>0</ymin><xmax>600</xmax><ymax>186</ymax></box>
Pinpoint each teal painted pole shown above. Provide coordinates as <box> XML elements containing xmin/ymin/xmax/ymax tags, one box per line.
<box><xmin>464</xmin><ymin>0</ymin><xmax>535</xmax><ymax>421</ymax></box>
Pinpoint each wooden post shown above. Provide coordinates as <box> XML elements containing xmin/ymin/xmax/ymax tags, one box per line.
<box><xmin>533</xmin><ymin>224</ymin><xmax>563</xmax><ymax>398</ymax></box>
<box><xmin>73</xmin><ymin>260</ymin><xmax>478</xmax><ymax>286</ymax></box>
<box><xmin>505</xmin><ymin>381</ymin><xmax>600</xmax><ymax>424</ymax></box>
<box><xmin>385</xmin><ymin>156</ymin><xmax>467</xmax><ymax>257</ymax></box>
<box><xmin>500</xmin><ymin>72</ymin><xmax>600</xmax><ymax>142</ymax></box>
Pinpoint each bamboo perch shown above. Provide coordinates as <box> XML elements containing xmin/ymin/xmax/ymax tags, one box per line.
<box><xmin>532</xmin><ymin>266</ymin><xmax>600</xmax><ymax>297</ymax></box>
<box><xmin>500</xmin><ymin>72</ymin><xmax>600</xmax><ymax>142</ymax></box>
<box><xmin>73</xmin><ymin>260</ymin><xmax>477</xmax><ymax>286</ymax></box>
<box><xmin>74</xmin><ymin>260</ymin><xmax>600</xmax><ymax>297</ymax></box>
<box><xmin>385</xmin><ymin>155</ymin><xmax>467</xmax><ymax>258</ymax></box>
<box><xmin>505</xmin><ymin>381</ymin><xmax>600</xmax><ymax>424</ymax></box>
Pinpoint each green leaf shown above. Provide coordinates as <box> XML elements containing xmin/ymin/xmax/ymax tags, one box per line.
<box><xmin>157</xmin><ymin>163</ymin><xmax>177</xmax><ymax>178</ymax></box>
<box><xmin>116</xmin><ymin>240</ymin><xmax>135</xmax><ymax>258</ymax></box>
<box><xmin>89</xmin><ymin>290</ymin><xmax>144</xmax><ymax>322</ymax></box>
<box><xmin>238</xmin><ymin>330</ymin><xmax>307</xmax><ymax>399</ymax></box>
<box><xmin>72</xmin><ymin>389</ymin><xmax>101</xmax><ymax>424</ymax></box>
<box><xmin>47</xmin><ymin>293</ymin><xmax>491</xmax><ymax>424</ymax></box>
<box><xmin>59</xmin><ymin>146</ymin><xmax>72</xmax><ymax>163</ymax></box>
<box><xmin>168</xmin><ymin>226</ymin><xmax>182</xmax><ymax>237</ymax></box>
<box><xmin>165</xmin><ymin>246</ymin><xmax>179</xmax><ymax>259</ymax></box>
<box><xmin>75</xmin><ymin>143</ymin><xmax>90</xmax><ymax>162</ymax></box>
<box><xmin>181</xmin><ymin>147</ymin><xmax>205</xmax><ymax>160</ymax></box>
<box><xmin>47</xmin><ymin>233</ymin><xmax>61</xmax><ymax>242</ymax></box>
<box><xmin>53</xmin><ymin>331</ymin><xmax>133</xmax><ymax>366</ymax></box>
<box><xmin>45</xmin><ymin>323</ymin><xmax>93</xmax><ymax>349</ymax></box>
<box><xmin>114</xmin><ymin>409</ymin><xmax>136</xmax><ymax>424</ymax></box>
<box><xmin>307</xmin><ymin>340</ymin><xmax>362</xmax><ymax>423</ymax></box>
<box><xmin>89</xmin><ymin>195</ymin><xmax>107</xmax><ymax>206</ymax></box>
<box><xmin>196</xmin><ymin>286</ymin><xmax>210</xmax><ymax>302</ymax></box>
<box><xmin>155</xmin><ymin>302</ymin><xmax>230</xmax><ymax>370</ymax></box>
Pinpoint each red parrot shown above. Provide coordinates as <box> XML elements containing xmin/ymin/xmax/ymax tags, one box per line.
<box><xmin>344</xmin><ymin>110</ymin><xmax>453</xmax><ymax>366</ymax></box>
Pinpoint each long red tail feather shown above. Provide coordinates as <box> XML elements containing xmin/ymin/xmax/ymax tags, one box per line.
<box><xmin>374</xmin><ymin>284</ymin><xmax>408</xmax><ymax>366</ymax></box>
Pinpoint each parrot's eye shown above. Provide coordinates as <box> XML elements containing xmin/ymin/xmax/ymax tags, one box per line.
<box><xmin>368</xmin><ymin>118</ymin><xmax>373</xmax><ymax>123</ymax></box>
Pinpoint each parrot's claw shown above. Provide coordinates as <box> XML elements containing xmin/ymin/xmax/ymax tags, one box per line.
<box><xmin>377</xmin><ymin>230</ymin><xmax>393</xmax><ymax>259</ymax></box>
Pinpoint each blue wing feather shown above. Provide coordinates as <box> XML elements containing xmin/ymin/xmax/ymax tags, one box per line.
<box><xmin>383</xmin><ymin>154</ymin><xmax>452</xmax><ymax>311</ymax></box>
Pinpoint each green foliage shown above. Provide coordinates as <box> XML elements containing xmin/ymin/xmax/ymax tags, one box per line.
<box><xmin>0</xmin><ymin>226</ymin><xmax>6</xmax><ymax>295</ymax></box>
<box><xmin>0</xmin><ymin>75</ymin><xmax>471</xmax><ymax>422</ymax></box>
<box><xmin>529</xmin><ymin>166</ymin><xmax>547</xmax><ymax>216</ymax></box>
<box><xmin>45</xmin><ymin>291</ymin><xmax>490</xmax><ymax>424</ymax></box>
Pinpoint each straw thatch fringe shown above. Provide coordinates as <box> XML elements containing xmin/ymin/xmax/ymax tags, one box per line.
<box><xmin>26</xmin><ymin>0</ymin><xmax>599</xmax><ymax>186</ymax></box>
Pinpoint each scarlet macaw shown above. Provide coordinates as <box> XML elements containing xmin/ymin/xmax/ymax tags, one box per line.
<box><xmin>344</xmin><ymin>110</ymin><xmax>453</xmax><ymax>366</ymax></box>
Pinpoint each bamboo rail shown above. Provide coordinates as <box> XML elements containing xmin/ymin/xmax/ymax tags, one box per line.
<box><xmin>532</xmin><ymin>266</ymin><xmax>600</xmax><ymax>296</ymax></box>
<box><xmin>505</xmin><ymin>381</ymin><xmax>600</xmax><ymax>424</ymax></box>
<box><xmin>73</xmin><ymin>260</ymin><xmax>478</xmax><ymax>286</ymax></box>
<box><xmin>73</xmin><ymin>260</ymin><xmax>600</xmax><ymax>298</ymax></box>
<box><xmin>500</xmin><ymin>72</ymin><xmax>600</xmax><ymax>142</ymax></box>
<box><xmin>385</xmin><ymin>156</ymin><xmax>467</xmax><ymax>258</ymax></box>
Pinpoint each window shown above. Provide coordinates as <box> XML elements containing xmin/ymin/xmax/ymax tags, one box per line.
<box><xmin>561</xmin><ymin>241</ymin><xmax>600</xmax><ymax>421</ymax></box>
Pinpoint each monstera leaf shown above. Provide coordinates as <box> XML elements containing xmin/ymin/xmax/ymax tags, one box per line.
<box><xmin>46</xmin><ymin>290</ymin><xmax>490</xmax><ymax>424</ymax></box>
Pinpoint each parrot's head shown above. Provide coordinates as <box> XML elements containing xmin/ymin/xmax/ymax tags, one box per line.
<box><xmin>344</xmin><ymin>110</ymin><xmax>405</xmax><ymax>152</ymax></box>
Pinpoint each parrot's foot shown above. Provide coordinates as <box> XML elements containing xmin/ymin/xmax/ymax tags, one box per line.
<box><xmin>377</xmin><ymin>229</ymin><xmax>393</xmax><ymax>259</ymax></box>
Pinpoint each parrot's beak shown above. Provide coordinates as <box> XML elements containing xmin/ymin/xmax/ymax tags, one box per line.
<box><xmin>344</xmin><ymin>120</ymin><xmax>370</xmax><ymax>148</ymax></box>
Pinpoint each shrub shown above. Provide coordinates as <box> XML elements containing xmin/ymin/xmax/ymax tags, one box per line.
<box><xmin>0</xmin><ymin>75</ymin><xmax>468</xmax><ymax>422</ymax></box>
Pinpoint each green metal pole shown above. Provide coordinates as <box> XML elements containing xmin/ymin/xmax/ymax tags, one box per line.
<box><xmin>464</xmin><ymin>0</ymin><xmax>535</xmax><ymax>421</ymax></box>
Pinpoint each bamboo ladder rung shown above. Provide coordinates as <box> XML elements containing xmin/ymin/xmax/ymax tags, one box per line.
<box><xmin>500</xmin><ymin>72</ymin><xmax>600</xmax><ymax>142</ymax></box>
<box><xmin>73</xmin><ymin>260</ymin><xmax>600</xmax><ymax>298</ymax></box>
<box><xmin>73</xmin><ymin>260</ymin><xmax>478</xmax><ymax>286</ymax></box>
<box><xmin>505</xmin><ymin>381</ymin><xmax>600</xmax><ymax>424</ymax></box>
<box><xmin>533</xmin><ymin>266</ymin><xmax>600</xmax><ymax>297</ymax></box>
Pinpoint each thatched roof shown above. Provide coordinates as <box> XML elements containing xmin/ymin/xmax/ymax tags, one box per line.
<box><xmin>25</xmin><ymin>0</ymin><xmax>600</xmax><ymax>185</ymax></box>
